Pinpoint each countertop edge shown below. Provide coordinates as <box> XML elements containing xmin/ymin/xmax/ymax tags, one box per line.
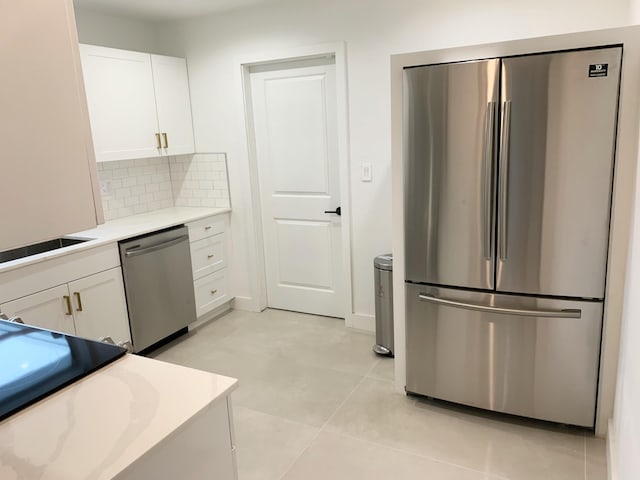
<box><xmin>0</xmin><ymin>207</ymin><xmax>231</xmax><ymax>275</ymax></box>
<box><xmin>0</xmin><ymin>354</ymin><xmax>240</xmax><ymax>480</ymax></box>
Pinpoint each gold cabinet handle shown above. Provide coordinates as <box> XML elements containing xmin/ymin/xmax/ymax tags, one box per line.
<box><xmin>162</xmin><ymin>132</ymin><xmax>169</xmax><ymax>149</ymax></box>
<box><xmin>63</xmin><ymin>296</ymin><xmax>73</xmax><ymax>316</ymax></box>
<box><xmin>155</xmin><ymin>133</ymin><xmax>162</xmax><ymax>149</ymax></box>
<box><xmin>210</xmin><ymin>289</ymin><xmax>218</xmax><ymax>296</ymax></box>
<box><xmin>207</xmin><ymin>254</ymin><xmax>214</xmax><ymax>259</ymax></box>
<box><xmin>74</xmin><ymin>292</ymin><xmax>83</xmax><ymax>312</ymax></box>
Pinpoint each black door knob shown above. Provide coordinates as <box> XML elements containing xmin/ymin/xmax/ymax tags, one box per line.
<box><xmin>324</xmin><ymin>206</ymin><xmax>342</xmax><ymax>216</ymax></box>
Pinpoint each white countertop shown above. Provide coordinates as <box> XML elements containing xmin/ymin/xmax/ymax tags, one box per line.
<box><xmin>0</xmin><ymin>207</ymin><xmax>230</xmax><ymax>275</ymax></box>
<box><xmin>0</xmin><ymin>354</ymin><xmax>238</xmax><ymax>480</ymax></box>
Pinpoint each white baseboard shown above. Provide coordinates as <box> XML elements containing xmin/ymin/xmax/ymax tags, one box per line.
<box><xmin>607</xmin><ymin>419</ymin><xmax>617</xmax><ymax>480</ymax></box>
<box><xmin>232</xmin><ymin>296</ymin><xmax>262</xmax><ymax>312</ymax></box>
<box><xmin>189</xmin><ymin>301</ymin><xmax>232</xmax><ymax>331</ymax></box>
<box><xmin>349</xmin><ymin>313</ymin><xmax>375</xmax><ymax>333</ymax></box>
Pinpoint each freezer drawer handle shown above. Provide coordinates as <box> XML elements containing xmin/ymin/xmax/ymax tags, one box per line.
<box><xmin>124</xmin><ymin>235</ymin><xmax>189</xmax><ymax>257</ymax></box>
<box><xmin>417</xmin><ymin>293</ymin><xmax>581</xmax><ymax>318</ymax></box>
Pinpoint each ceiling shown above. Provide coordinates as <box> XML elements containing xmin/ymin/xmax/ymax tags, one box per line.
<box><xmin>73</xmin><ymin>0</ymin><xmax>282</xmax><ymax>22</ymax></box>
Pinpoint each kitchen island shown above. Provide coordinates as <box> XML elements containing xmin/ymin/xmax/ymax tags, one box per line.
<box><xmin>0</xmin><ymin>354</ymin><xmax>238</xmax><ymax>480</ymax></box>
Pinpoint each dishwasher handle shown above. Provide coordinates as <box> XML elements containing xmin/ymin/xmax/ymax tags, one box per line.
<box><xmin>124</xmin><ymin>235</ymin><xmax>189</xmax><ymax>257</ymax></box>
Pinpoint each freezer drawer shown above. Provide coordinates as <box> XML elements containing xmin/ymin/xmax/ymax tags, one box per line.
<box><xmin>405</xmin><ymin>283</ymin><xmax>603</xmax><ymax>427</ymax></box>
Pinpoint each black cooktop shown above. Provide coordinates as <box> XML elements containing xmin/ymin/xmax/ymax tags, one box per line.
<box><xmin>0</xmin><ymin>320</ymin><xmax>127</xmax><ymax>422</ymax></box>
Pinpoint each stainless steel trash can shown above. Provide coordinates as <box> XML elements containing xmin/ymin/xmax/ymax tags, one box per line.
<box><xmin>373</xmin><ymin>254</ymin><xmax>393</xmax><ymax>356</ymax></box>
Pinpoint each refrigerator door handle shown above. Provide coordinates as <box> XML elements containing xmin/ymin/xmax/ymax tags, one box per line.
<box><xmin>418</xmin><ymin>293</ymin><xmax>581</xmax><ymax>318</ymax></box>
<box><xmin>483</xmin><ymin>101</ymin><xmax>496</xmax><ymax>260</ymax></box>
<box><xmin>498</xmin><ymin>100</ymin><xmax>512</xmax><ymax>260</ymax></box>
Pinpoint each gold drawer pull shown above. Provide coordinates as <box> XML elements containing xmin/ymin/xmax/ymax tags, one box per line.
<box><xmin>207</xmin><ymin>254</ymin><xmax>214</xmax><ymax>259</ymax></box>
<box><xmin>74</xmin><ymin>292</ymin><xmax>83</xmax><ymax>312</ymax></box>
<box><xmin>155</xmin><ymin>133</ymin><xmax>162</xmax><ymax>149</ymax></box>
<box><xmin>210</xmin><ymin>289</ymin><xmax>218</xmax><ymax>296</ymax></box>
<box><xmin>63</xmin><ymin>296</ymin><xmax>73</xmax><ymax>316</ymax></box>
<box><xmin>162</xmin><ymin>132</ymin><xmax>169</xmax><ymax>149</ymax></box>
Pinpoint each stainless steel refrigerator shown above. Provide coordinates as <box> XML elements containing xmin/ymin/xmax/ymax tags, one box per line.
<box><xmin>403</xmin><ymin>46</ymin><xmax>621</xmax><ymax>428</ymax></box>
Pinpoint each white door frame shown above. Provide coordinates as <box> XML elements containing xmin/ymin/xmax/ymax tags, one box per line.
<box><xmin>239</xmin><ymin>42</ymin><xmax>354</xmax><ymax>326</ymax></box>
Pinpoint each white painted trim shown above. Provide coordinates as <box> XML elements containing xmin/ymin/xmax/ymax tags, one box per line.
<box><xmin>188</xmin><ymin>300</ymin><xmax>232</xmax><ymax>331</ymax></box>
<box><xmin>231</xmin><ymin>295</ymin><xmax>261</xmax><ymax>312</ymax></box>
<box><xmin>391</xmin><ymin>27</ymin><xmax>640</xmax><ymax>410</ymax></box>
<box><xmin>607</xmin><ymin>419</ymin><xmax>617</xmax><ymax>480</ymax></box>
<box><xmin>238</xmin><ymin>42</ymin><xmax>354</xmax><ymax>326</ymax></box>
<box><xmin>349</xmin><ymin>313</ymin><xmax>375</xmax><ymax>333</ymax></box>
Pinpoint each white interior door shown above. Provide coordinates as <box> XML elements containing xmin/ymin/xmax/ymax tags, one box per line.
<box><xmin>250</xmin><ymin>57</ymin><xmax>344</xmax><ymax>318</ymax></box>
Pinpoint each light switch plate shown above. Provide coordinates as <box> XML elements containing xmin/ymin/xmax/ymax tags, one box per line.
<box><xmin>361</xmin><ymin>163</ymin><xmax>372</xmax><ymax>182</ymax></box>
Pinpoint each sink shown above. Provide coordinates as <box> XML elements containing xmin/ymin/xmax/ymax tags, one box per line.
<box><xmin>0</xmin><ymin>237</ymin><xmax>93</xmax><ymax>264</ymax></box>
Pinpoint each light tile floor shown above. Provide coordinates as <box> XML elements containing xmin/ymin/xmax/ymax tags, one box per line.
<box><xmin>151</xmin><ymin>308</ymin><xmax>607</xmax><ymax>480</ymax></box>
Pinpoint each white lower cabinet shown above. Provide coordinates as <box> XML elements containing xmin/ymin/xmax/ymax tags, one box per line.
<box><xmin>0</xmin><ymin>285</ymin><xmax>75</xmax><ymax>335</ymax></box>
<box><xmin>194</xmin><ymin>270</ymin><xmax>229</xmax><ymax>318</ymax></box>
<box><xmin>117</xmin><ymin>397</ymin><xmax>236</xmax><ymax>480</ymax></box>
<box><xmin>1</xmin><ymin>267</ymin><xmax>131</xmax><ymax>345</ymax></box>
<box><xmin>69</xmin><ymin>268</ymin><xmax>131</xmax><ymax>345</ymax></box>
<box><xmin>187</xmin><ymin>214</ymin><xmax>231</xmax><ymax>319</ymax></box>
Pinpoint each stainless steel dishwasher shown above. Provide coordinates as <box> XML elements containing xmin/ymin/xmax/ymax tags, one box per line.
<box><xmin>119</xmin><ymin>226</ymin><xmax>196</xmax><ymax>353</ymax></box>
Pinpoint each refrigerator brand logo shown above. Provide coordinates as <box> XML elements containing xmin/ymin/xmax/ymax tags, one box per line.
<box><xmin>588</xmin><ymin>63</ymin><xmax>608</xmax><ymax>78</ymax></box>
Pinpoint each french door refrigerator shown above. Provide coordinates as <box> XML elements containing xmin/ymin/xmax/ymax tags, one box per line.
<box><xmin>403</xmin><ymin>46</ymin><xmax>621</xmax><ymax>428</ymax></box>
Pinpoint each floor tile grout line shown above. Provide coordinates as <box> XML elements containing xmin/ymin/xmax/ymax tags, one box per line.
<box><xmin>325</xmin><ymin>429</ymin><xmax>511</xmax><ymax>480</ymax></box>
<box><xmin>234</xmin><ymin>404</ymin><xmax>323</xmax><ymax>431</ymax></box>
<box><xmin>584</xmin><ymin>434</ymin><xmax>587</xmax><ymax>480</ymax></box>
<box><xmin>276</xmin><ymin>359</ymin><xmax>381</xmax><ymax>480</ymax></box>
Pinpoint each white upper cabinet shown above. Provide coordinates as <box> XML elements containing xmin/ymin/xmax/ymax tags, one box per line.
<box><xmin>80</xmin><ymin>45</ymin><xmax>160</xmax><ymax>162</ymax></box>
<box><xmin>151</xmin><ymin>55</ymin><xmax>196</xmax><ymax>156</ymax></box>
<box><xmin>80</xmin><ymin>45</ymin><xmax>195</xmax><ymax>162</ymax></box>
<box><xmin>0</xmin><ymin>0</ymin><xmax>101</xmax><ymax>252</ymax></box>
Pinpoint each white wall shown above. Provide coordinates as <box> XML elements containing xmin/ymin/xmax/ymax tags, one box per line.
<box><xmin>152</xmin><ymin>0</ymin><xmax>630</xmax><ymax>319</ymax></box>
<box><xmin>613</xmin><ymin>7</ymin><xmax>640</xmax><ymax>479</ymax></box>
<box><xmin>611</xmin><ymin>151</ymin><xmax>640</xmax><ymax>479</ymax></box>
<box><xmin>74</xmin><ymin>7</ymin><xmax>161</xmax><ymax>53</ymax></box>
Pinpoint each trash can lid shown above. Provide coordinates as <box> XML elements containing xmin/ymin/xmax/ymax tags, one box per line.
<box><xmin>374</xmin><ymin>254</ymin><xmax>393</xmax><ymax>270</ymax></box>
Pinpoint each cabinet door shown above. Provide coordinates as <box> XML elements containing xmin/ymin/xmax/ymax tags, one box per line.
<box><xmin>80</xmin><ymin>45</ymin><xmax>161</xmax><ymax>162</ymax></box>
<box><xmin>151</xmin><ymin>54</ymin><xmax>196</xmax><ymax>156</ymax></box>
<box><xmin>69</xmin><ymin>268</ymin><xmax>131</xmax><ymax>345</ymax></box>
<box><xmin>0</xmin><ymin>285</ymin><xmax>76</xmax><ymax>335</ymax></box>
<box><xmin>194</xmin><ymin>270</ymin><xmax>229</xmax><ymax>318</ymax></box>
<box><xmin>0</xmin><ymin>0</ymin><xmax>99</xmax><ymax>252</ymax></box>
<box><xmin>191</xmin><ymin>234</ymin><xmax>226</xmax><ymax>280</ymax></box>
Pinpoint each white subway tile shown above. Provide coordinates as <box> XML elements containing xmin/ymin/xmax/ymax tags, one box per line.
<box><xmin>132</xmin><ymin>185</ymin><xmax>146</xmax><ymax>195</ymax></box>
<box><xmin>117</xmin><ymin>207</ymin><xmax>134</xmax><ymax>217</ymax></box>
<box><xmin>124</xmin><ymin>196</ymin><xmax>139</xmax><ymax>207</ymax></box>
<box><xmin>122</xmin><ymin>177</ymin><xmax>137</xmax><ymax>187</ymax></box>
<box><xmin>114</xmin><ymin>187</ymin><xmax>131</xmax><ymax>198</ymax></box>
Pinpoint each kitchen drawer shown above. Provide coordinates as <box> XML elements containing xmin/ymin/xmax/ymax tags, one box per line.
<box><xmin>194</xmin><ymin>270</ymin><xmax>229</xmax><ymax>318</ymax></box>
<box><xmin>191</xmin><ymin>234</ymin><xmax>226</xmax><ymax>279</ymax></box>
<box><xmin>188</xmin><ymin>215</ymin><xmax>226</xmax><ymax>243</ymax></box>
